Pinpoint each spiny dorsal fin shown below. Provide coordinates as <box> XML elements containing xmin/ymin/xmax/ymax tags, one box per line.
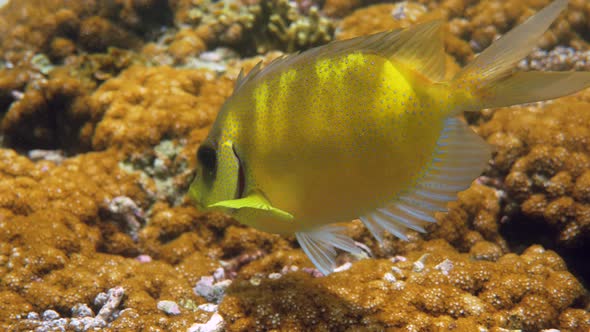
<box><xmin>375</xmin><ymin>20</ymin><xmax>446</xmax><ymax>81</ymax></box>
<box><xmin>234</xmin><ymin>54</ymin><xmax>299</xmax><ymax>93</ymax></box>
<box><xmin>328</xmin><ymin>21</ymin><xmax>446</xmax><ymax>81</ymax></box>
<box><xmin>232</xmin><ymin>20</ymin><xmax>447</xmax><ymax>95</ymax></box>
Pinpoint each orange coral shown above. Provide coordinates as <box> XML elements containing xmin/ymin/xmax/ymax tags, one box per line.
<box><xmin>478</xmin><ymin>91</ymin><xmax>590</xmax><ymax>247</ymax></box>
<box><xmin>0</xmin><ymin>0</ymin><xmax>172</xmax><ymax>65</ymax></box>
<box><xmin>322</xmin><ymin>0</ymin><xmax>363</xmax><ymax>18</ymax></box>
<box><xmin>337</xmin><ymin>4</ymin><xmax>424</xmax><ymax>40</ymax></box>
<box><xmin>89</xmin><ymin>65</ymin><xmax>232</xmax><ymax>152</ymax></box>
<box><xmin>0</xmin><ymin>0</ymin><xmax>589</xmax><ymax>330</ymax></box>
<box><xmin>0</xmin><ymin>149</ymin><xmax>222</xmax><ymax>329</ymax></box>
<box><xmin>1</xmin><ymin>70</ymin><xmax>94</xmax><ymax>151</ymax></box>
<box><xmin>220</xmin><ymin>242</ymin><xmax>586</xmax><ymax>331</ymax></box>
<box><xmin>168</xmin><ymin>28</ymin><xmax>208</xmax><ymax>62</ymax></box>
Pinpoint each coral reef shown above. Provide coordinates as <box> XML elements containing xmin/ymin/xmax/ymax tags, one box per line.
<box><xmin>0</xmin><ymin>0</ymin><xmax>589</xmax><ymax>330</ymax></box>
<box><xmin>322</xmin><ymin>0</ymin><xmax>363</xmax><ymax>18</ymax></box>
<box><xmin>171</xmin><ymin>0</ymin><xmax>334</xmax><ymax>54</ymax></box>
<box><xmin>89</xmin><ymin>65</ymin><xmax>232</xmax><ymax>152</ymax></box>
<box><xmin>20</xmin><ymin>287</ymin><xmax>125</xmax><ymax>331</ymax></box>
<box><xmin>0</xmin><ymin>48</ymin><xmax>147</xmax><ymax>152</ymax></box>
<box><xmin>519</xmin><ymin>46</ymin><xmax>590</xmax><ymax>71</ymax></box>
<box><xmin>0</xmin><ymin>148</ymin><xmax>228</xmax><ymax>329</ymax></box>
<box><xmin>220</xmin><ymin>242</ymin><xmax>589</xmax><ymax>331</ymax></box>
<box><xmin>0</xmin><ymin>0</ymin><xmax>172</xmax><ymax>65</ymax></box>
<box><xmin>1</xmin><ymin>66</ymin><xmax>95</xmax><ymax>151</ymax></box>
<box><xmin>474</xmin><ymin>90</ymin><xmax>590</xmax><ymax>289</ymax></box>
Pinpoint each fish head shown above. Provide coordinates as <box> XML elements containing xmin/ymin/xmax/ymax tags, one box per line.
<box><xmin>188</xmin><ymin>135</ymin><xmax>242</xmax><ymax>213</ymax></box>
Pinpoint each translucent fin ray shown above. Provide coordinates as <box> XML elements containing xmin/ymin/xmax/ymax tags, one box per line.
<box><xmin>360</xmin><ymin>117</ymin><xmax>491</xmax><ymax>243</ymax></box>
<box><xmin>367</xmin><ymin>212</ymin><xmax>409</xmax><ymax>241</ymax></box>
<box><xmin>452</xmin><ymin>0</ymin><xmax>590</xmax><ymax>109</ymax></box>
<box><xmin>295</xmin><ymin>226</ymin><xmax>363</xmax><ymax>275</ymax></box>
<box><xmin>485</xmin><ymin>71</ymin><xmax>590</xmax><ymax>108</ymax></box>
<box><xmin>359</xmin><ymin>216</ymin><xmax>384</xmax><ymax>243</ymax></box>
<box><xmin>457</xmin><ymin>0</ymin><xmax>568</xmax><ymax>82</ymax></box>
<box><xmin>379</xmin><ymin>208</ymin><xmax>428</xmax><ymax>232</ymax></box>
<box><xmin>384</xmin><ymin>20</ymin><xmax>446</xmax><ymax>81</ymax></box>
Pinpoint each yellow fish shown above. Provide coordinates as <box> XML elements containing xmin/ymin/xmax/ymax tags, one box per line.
<box><xmin>189</xmin><ymin>0</ymin><xmax>590</xmax><ymax>275</ymax></box>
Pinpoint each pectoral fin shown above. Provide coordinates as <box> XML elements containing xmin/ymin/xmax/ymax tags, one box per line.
<box><xmin>209</xmin><ymin>192</ymin><xmax>294</xmax><ymax>221</ymax></box>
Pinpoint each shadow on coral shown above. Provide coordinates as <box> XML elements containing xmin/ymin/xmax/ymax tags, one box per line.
<box><xmin>500</xmin><ymin>212</ymin><xmax>590</xmax><ymax>289</ymax></box>
<box><xmin>219</xmin><ymin>272</ymin><xmax>373</xmax><ymax>331</ymax></box>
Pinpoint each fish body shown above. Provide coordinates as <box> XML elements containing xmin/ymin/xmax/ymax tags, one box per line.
<box><xmin>216</xmin><ymin>53</ymin><xmax>449</xmax><ymax>233</ymax></box>
<box><xmin>189</xmin><ymin>0</ymin><xmax>590</xmax><ymax>274</ymax></box>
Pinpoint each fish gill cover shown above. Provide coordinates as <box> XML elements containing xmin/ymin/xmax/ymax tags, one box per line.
<box><xmin>0</xmin><ymin>0</ymin><xmax>589</xmax><ymax>331</ymax></box>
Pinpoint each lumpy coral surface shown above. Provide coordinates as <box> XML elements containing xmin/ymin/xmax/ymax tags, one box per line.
<box><xmin>0</xmin><ymin>0</ymin><xmax>589</xmax><ymax>331</ymax></box>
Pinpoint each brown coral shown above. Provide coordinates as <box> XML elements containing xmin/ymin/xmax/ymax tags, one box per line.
<box><xmin>1</xmin><ymin>0</ymin><xmax>590</xmax><ymax>330</ymax></box>
<box><xmin>1</xmin><ymin>70</ymin><xmax>94</xmax><ymax>151</ymax></box>
<box><xmin>220</xmin><ymin>242</ymin><xmax>587</xmax><ymax>331</ymax></box>
<box><xmin>0</xmin><ymin>0</ymin><xmax>172</xmax><ymax>65</ymax></box>
<box><xmin>89</xmin><ymin>65</ymin><xmax>233</xmax><ymax>152</ymax></box>
<box><xmin>0</xmin><ymin>58</ymin><xmax>271</xmax><ymax>329</ymax></box>
<box><xmin>0</xmin><ymin>48</ymin><xmax>148</xmax><ymax>153</ymax></box>
<box><xmin>78</xmin><ymin>16</ymin><xmax>142</xmax><ymax>53</ymax></box>
<box><xmin>322</xmin><ymin>0</ymin><xmax>363</xmax><ymax>18</ymax></box>
<box><xmin>0</xmin><ymin>148</ymin><xmax>224</xmax><ymax>329</ymax></box>
<box><xmin>478</xmin><ymin>91</ymin><xmax>590</xmax><ymax>247</ymax></box>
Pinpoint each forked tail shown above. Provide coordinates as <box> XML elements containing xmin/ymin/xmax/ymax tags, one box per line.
<box><xmin>453</xmin><ymin>0</ymin><xmax>590</xmax><ymax>110</ymax></box>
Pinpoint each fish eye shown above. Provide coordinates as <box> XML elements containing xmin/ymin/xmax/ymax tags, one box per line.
<box><xmin>197</xmin><ymin>144</ymin><xmax>217</xmax><ymax>175</ymax></box>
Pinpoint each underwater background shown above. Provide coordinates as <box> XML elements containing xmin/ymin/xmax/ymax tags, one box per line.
<box><xmin>0</xmin><ymin>0</ymin><xmax>589</xmax><ymax>331</ymax></box>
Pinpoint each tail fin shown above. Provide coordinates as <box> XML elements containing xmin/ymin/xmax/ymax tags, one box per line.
<box><xmin>454</xmin><ymin>0</ymin><xmax>590</xmax><ymax>109</ymax></box>
<box><xmin>476</xmin><ymin>71</ymin><xmax>590</xmax><ymax>109</ymax></box>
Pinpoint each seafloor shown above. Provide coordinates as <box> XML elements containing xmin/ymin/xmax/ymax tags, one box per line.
<box><xmin>0</xmin><ymin>0</ymin><xmax>589</xmax><ymax>331</ymax></box>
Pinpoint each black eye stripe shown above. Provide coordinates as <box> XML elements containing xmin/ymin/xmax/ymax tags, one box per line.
<box><xmin>197</xmin><ymin>145</ymin><xmax>217</xmax><ymax>172</ymax></box>
<box><xmin>233</xmin><ymin>145</ymin><xmax>245</xmax><ymax>199</ymax></box>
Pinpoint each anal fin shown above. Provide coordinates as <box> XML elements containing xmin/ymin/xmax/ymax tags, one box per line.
<box><xmin>295</xmin><ymin>226</ymin><xmax>366</xmax><ymax>276</ymax></box>
<box><xmin>361</xmin><ymin>117</ymin><xmax>491</xmax><ymax>243</ymax></box>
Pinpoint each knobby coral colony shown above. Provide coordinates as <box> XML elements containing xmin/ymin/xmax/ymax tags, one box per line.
<box><xmin>175</xmin><ymin>0</ymin><xmax>334</xmax><ymax>54</ymax></box>
<box><xmin>0</xmin><ymin>0</ymin><xmax>590</xmax><ymax>331</ymax></box>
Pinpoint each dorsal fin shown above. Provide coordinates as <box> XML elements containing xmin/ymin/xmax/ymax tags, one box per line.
<box><xmin>233</xmin><ymin>54</ymin><xmax>299</xmax><ymax>93</ymax></box>
<box><xmin>232</xmin><ymin>20</ymin><xmax>447</xmax><ymax>95</ymax></box>
<box><xmin>381</xmin><ymin>20</ymin><xmax>446</xmax><ymax>81</ymax></box>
